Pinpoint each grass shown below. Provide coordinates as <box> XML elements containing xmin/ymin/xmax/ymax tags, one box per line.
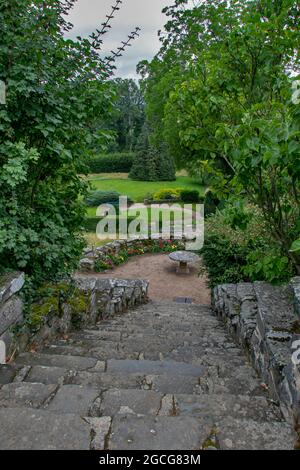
<box><xmin>84</xmin><ymin>173</ymin><xmax>204</xmax><ymax>244</ymax></box>
<box><xmin>83</xmin><ymin>233</ymin><xmax>112</xmax><ymax>247</ymax></box>
<box><xmin>87</xmin><ymin>174</ymin><xmax>204</xmax><ymax>203</ymax></box>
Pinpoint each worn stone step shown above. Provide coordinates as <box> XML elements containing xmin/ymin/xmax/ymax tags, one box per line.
<box><xmin>0</xmin><ymin>364</ymin><xmax>23</xmax><ymax>385</ymax></box>
<box><xmin>0</xmin><ymin>382</ymin><xmax>58</xmax><ymax>409</ymax></box>
<box><xmin>107</xmin><ymin>414</ymin><xmax>296</xmax><ymax>450</ymax></box>
<box><xmin>14</xmin><ymin>352</ymin><xmax>105</xmax><ymax>372</ymax></box>
<box><xmin>67</xmin><ymin>370</ymin><xmax>146</xmax><ymax>389</ymax></box>
<box><xmin>108</xmin><ymin>414</ymin><xmax>212</xmax><ymax>450</ymax></box>
<box><xmin>41</xmin><ymin>341</ymin><xmax>241</xmax><ymax>363</ymax></box>
<box><xmin>68</xmin><ymin>370</ymin><xmax>202</xmax><ymax>394</ymax></box>
<box><xmin>1</xmin><ymin>295</ymin><xmax>296</xmax><ymax>450</ymax></box>
<box><xmin>99</xmin><ymin>389</ymin><xmax>281</xmax><ymax>422</ymax></box>
<box><xmin>213</xmin><ymin>417</ymin><xmax>297</xmax><ymax>450</ymax></box>
<box><xmin>0</xmin><ymin>408</ymin><xmax>110</xmax><ymax>450</ymax></box>
<box><xmin>44</xmin><ymin>385</ymin><xmax>101</xmax><ymax>416</ymax></box>
<box><xmin>106</xmin><ymin>359</ymin><xmax>205</xmax><ymax>377</ymax></box>
<box><xmin>22</xmin><ymin>365</ymin><xmax>73</xmax><ymax>385</ymax></box>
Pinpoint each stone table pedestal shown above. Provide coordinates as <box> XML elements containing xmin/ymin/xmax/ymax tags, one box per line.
<box><xmin>169</xmin><ymin>251</ymin><xmax>200</xmax><ymax>275</ymax></box>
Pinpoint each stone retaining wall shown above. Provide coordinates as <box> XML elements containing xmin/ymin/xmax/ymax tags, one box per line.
<box><xmin>79</xmin><ymin>238</ymin><xmax>186</xmax><ymax>272</ymax></box>
<box><xmin>213</xmin><ymin>278</ymin><xmax>300</xmax><ymax>425</ymax></box>
<box><xmin>0</xmin><ymin>272</ymin><xmax>25</xmax><ymax>354</ymax></box>
<box><xmin>0</xmin><ymin>272</ymin><xmax>148</xmax><ymax>361</ymax></box>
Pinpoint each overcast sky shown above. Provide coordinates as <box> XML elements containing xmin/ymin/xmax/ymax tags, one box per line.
<box><xmin>66</xmin><ymin>0</ymin><xmax>174</xmax><ymax>78</ymax></box>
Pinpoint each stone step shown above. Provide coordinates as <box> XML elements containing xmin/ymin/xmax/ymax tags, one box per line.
<box><xmin>0</xmin><ymin>377</ymin><xmax>282</xmax><ymax>422</ymax></box>
<box><xmin>0</xmin><ymin>407</ymin><xmax>110</xmax><ymax>450</ymax></box>
<box><xmin>67</xmin><ymin>370</ymin><xmax>202</xmax><ymax>394</ymax></box>
<box><xmin>41</xmin><ymin>339</ymin><xmax>241</xmax><ymax>362</ymax></box>
<box><xmin>23</xmin><ymin>365</ymin><xmax>74</xmax><ymax>385</ymax></box>
<box><xmin>107</xmin><ymin>414</ymin><xmax>296</xmax><ymax>450</ymax></box>
<box><xmin>43</xmin><ymin>384</ymin><xmax>101</xmax><ymax>416</ymax></box>
<box><xmin>106</xmin><ymin>359</ymin><xmax>206</xmax><ymax>377</ymax></box>
<box><xmin>14</xmin><ymin>352</ymin><xmax>105</xmax><ymax>372</ymax></box>
<box><xmin>0</xmin><ymin>382</ymin><xmax>58</xmax><ymax>409</ymax></box>
<box><xmin>0</xmin><ymin>364</ymin><xmax>23</xmax><ymax>385</ymax></box>
<box><xmin>0</xmin><ymin>406</ymin><xmax>294</xmax><ymax>450</ymax></box>
<box><xmin>99</xmin><ymin>389</ymin><xmax>281</xmax><ymax>422</ymax></box>
<box><xmin>1</xmin><ymin>296</ymin><xmax>297</xmax><ymax>450</ymax></box>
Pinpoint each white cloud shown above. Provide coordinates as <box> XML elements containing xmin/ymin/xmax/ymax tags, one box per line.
<box><xmin>66</xmin><ymin>0</ymin><xmax>174</xmax><ymax>77</ymax></box>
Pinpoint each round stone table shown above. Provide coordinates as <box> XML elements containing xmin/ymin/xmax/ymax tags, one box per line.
<box><xmin>169</xmin><ymin>251</ymin><xmax>200</xmax><ymax>274</ymax></box>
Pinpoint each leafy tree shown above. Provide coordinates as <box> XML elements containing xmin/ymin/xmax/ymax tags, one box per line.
<box><xmin>140</xmin><ymin>0</ymin><xmax>300</xmax><ymax>273</ymax></box>
<box><xmin>0</xmin><ymin>0</ymin><xmax>138</xmax><ymax>282</ymax></box>
<box><xmin>108</xmin><ymin>78</ymin><xmax>145</xmax><ymax>152</ymax></box>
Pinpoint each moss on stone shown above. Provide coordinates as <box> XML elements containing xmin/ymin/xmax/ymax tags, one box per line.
<box><xmin>68</xmin><ymin>288</ymin><xmax>90</xmax><ymax>329</ymax></box>
<box><xmin>201</xmin><ymin>427</ymin><xmax>220</xmax><ymax>450</ymax></box>
<box><xmin>26</xmin><ymin>282</ymin><xmax>90</xmax><ymax>332</ymax></box>
<box><xmin>27</xmin><ymin>297</ymin><xmax>59</xmax><ymax>331</ymax></box>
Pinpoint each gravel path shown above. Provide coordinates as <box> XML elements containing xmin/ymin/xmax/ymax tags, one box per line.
<box><xmin>83</xmin><ymin>253</ymin><xmax>211</xmax><ymax>305</ymax></box>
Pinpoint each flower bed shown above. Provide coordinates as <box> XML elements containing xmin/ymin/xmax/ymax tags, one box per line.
<box><xmin>79</xmin><ymin>239</ymin><xmax>185</xmax><ymax>273</ymax></box>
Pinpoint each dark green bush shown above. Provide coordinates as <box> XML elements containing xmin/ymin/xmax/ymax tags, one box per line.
<box><xmin>204</xmin><ymin>190</ymin><xmax>223</xmax><ymax>217</ymax></box>
<box><xmin>180</xmin><ymin>189</ymin><xmax>201</xmax><ymax>203</ymax></box>
<box><xmin>84</xmin><ymin>190</ymin><xmax>133</xmax><ymax>208</ymax></box>
<box><xmin>87</xmin><ymin>153</ymin><xmax>134</xmax><ymax>173</ymax></box>
<box><xmin>201</xmin><ymin>205</ymin><xmax>295</xmax><ymax>287</ymax></box>
<box><xmin>129</xmin><ymin>126</ymin><xmax>175</xmax><ymax>181</ymax></box>
<box><xmin>83</xmin><ymin>217</ymin><xmax>102</xmax><ymax>232</ymax></box>
<box><xmin>200</xmin><ymin>234</ymin><xmax>251</xmax><ymax>288</ymax></box>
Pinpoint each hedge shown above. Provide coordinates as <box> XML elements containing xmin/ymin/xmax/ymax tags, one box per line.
<box><xmin>87</xmin><ymin>153</ymin><xmax>134</xmax><ymax>173</ymax></box>
<box><xmin>180</xmin><ymin>189</ymin><xmax>201</xmax><ymax>203</ymax></box>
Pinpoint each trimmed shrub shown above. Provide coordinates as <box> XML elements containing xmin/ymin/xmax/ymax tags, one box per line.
<box><xmin>153</xmin><ymin>188</ymin><xmax>183</xmax><ymax>201</ymax></box>
<box><xmin>180</xmin><ymin>189</ymin><xmax>201</xmax><ymax>203</ymax></box>
<box><xmin>87</xmin><ymin>153</ymin><xmax>134</xmax><ymax>173</ymax></box>
<box><xmin>84</xmin><ymin>190</ymin><xmax>133</xmax><ymax>208</ymax></box>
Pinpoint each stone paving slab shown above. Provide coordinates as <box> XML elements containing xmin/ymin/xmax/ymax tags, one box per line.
<box><xmin>15</xmin><ymin>353</ymin><xmax>100</xmax><ymax>371</ymax></box>
<box><xmin>215</xmin><ymin>417</ymin><xmax>296</xmax><ymax>450</ymax></box>
<box><xmin>141</xmin><ymin>374</ymin><xmax>201</xmax><ymax>394</ymax></box>
<box><xmin>67</xmin><ymin>371</ymin><xmax>144</xmax><ymax>389</ymax></box>
<box><xmin>0</xmin><ymin>364</ymin><xmax>21</xmax><ymax>385</ymax></box>
<box><xmin>0</xmin><ymin>383</ymin><xmax>57</xmax><ymax>408</ymax></box>
<box><xmin>174</xmin><ymin>393</ymin><xmax>282</xmax><ymax>422</ymax></box>
<box><xmin>109</xmin><ymin>415</ymin><xmax>212</xmax><ymax>450</ymax></box>
<box><xmin>45</xmin><ymin>385</ymin><xmax>101</xmax><ymax>416</ymax></box>
<box><xmin>100</xmin><ymin>389</ymin><xmax>162</xmax><ymax>416</ymax></box>
<box><xmin>107</xmin><ymin>359</ymin><xmax>205</xmax><ymax>377</ymax></box>
<box><xmin>0</xmin><ymin>408</ymin><xmax>92</xmax><ymax>450</ymax></box>
<box><xmin>24</xmin><ymin>365</ymin><xmax>70</xmax><ymax>385</ymax></box>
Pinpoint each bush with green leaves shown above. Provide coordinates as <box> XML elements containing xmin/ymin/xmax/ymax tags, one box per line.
<box><xmin>201</xmin><ymin>205</ymin><xmax>295</xmax><ymax>287</ymax></box>
<box><xmin>141</xmin><ymin>0</ymin><xmax>300</xmax><ymax>274</ymax></box>
<box><xmin>153</xmin><ymin>188</ymin><xmax>183</xmax><ymax>201</ymax></box>
<box><xmin>87</xmin><ymin>153</ymin><xmax>134</xmax><ymax>173</ymax></box>
<box><xmin>180</xmin><ymin>190</ymin><xmax>200</xmax><ymax>203</ymax></box>
<box><xmin>0</xmin><ymin>1</ymin><xmax>136</xmax><ymax>283</ymax></box>
<box><xmin>85</xmin><ymin>191</ymin><xmax>122</xmax><ymax>208</ymax></box>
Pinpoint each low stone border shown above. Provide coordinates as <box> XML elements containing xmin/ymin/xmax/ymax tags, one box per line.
<box><xmin>79</xmin><ymin>238</ymin><xmax>186</xmax><ymax>272</ymax></box>
<box><xmin>0</xmin><ymin>272</ymin><xmax>148</xmax><ymax>361</ymax></box>
<box><xmin>213</xmin><ymin>278</ymin><xmax>300</xmax><ymax>425</ymax></box>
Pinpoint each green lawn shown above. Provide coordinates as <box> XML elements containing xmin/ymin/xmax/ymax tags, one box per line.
<box><xmin>84</xmin><ymin>173</ymin><xmax>204</xmax><ymax>243</ymax></box>
<box><xmin>87</xmin><ymin>174</ymin><xmax>204</xmax><ymax>203</ymax></box>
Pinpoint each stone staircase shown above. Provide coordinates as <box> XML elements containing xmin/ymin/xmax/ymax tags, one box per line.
<box><xmin>0</xmin><ymin>301</ymin><xmax>297</xmax><ymax>450</ymax></box>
